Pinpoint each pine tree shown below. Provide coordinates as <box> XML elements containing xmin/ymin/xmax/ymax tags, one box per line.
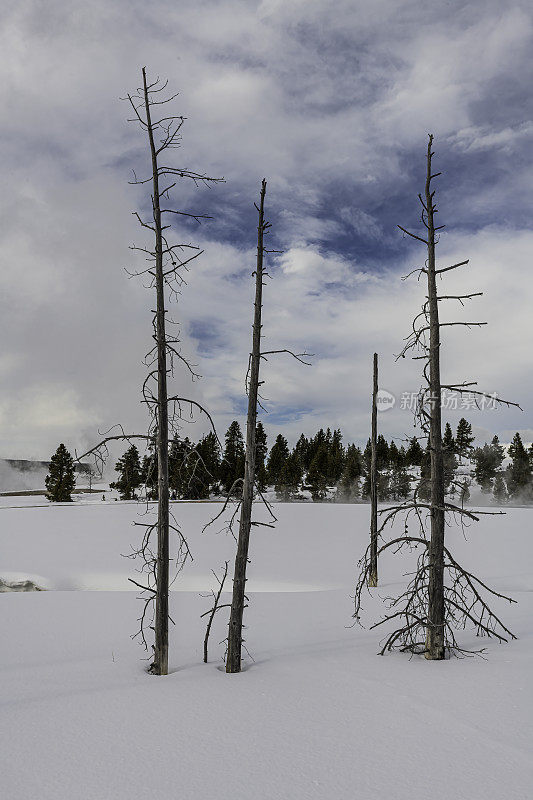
<box><xmin>363</xmin><ymin>437</ymin><xmax>372</xmax><ymax>473</ymax></box>
<box><xmin>389</xmin><ymin>462</ymin><xmax>411</xmax><ymax>500</ymax></box>
<box><xmin>473</xmin><ymin>440</ymin><xmax>503</xmax><ymax>493</ymax></box>
<box><xmin>294</xmin><ymin>434</ymin><xmax>310</xmax><ymax>472</ymax></box>
<box><xmin>361</xmin><ymin>436</ymin><xmax>394</xmax><ymax>500</ymax></box>
<box><xmin>45</xmin><ymin>443</ymin><xmax>76</xmax><ymax>502</ymax></box>
<box><xmin>275</xmin><ymin>452</ymin><xmax>303</xmax><ymax>501</ymax></box>
<box><xmin>337</xmin><ymin>444</ymin><xmax>363</xmax><ymax>502</ymax></box>
<box><xmin>254</xmin><ymin>422</ymin><xmax>268</xmax><ymax>492</ymax></box>
<box><xmin>141</xmin><ymin>451</ymin><xmax>158</xmax><ymax>500</ymax></box>
<box><xmin>362</xmin><ymin>438</ymin><xmax>372</xmax><ymax>498</ymax></box>
<box><xmin>306</xmin><ymin>428</ymin><xmax>326</xmax><ymax>470</ymax></box>
<box><xmin>376</xmin><ymin>472</ymin><xmax>391</xmax><ymax>502</ymax></box>
<box><xmin>493</xmin><ymin>473</ymin><xmax>508</xmax><ymax>505</ymax></box>
<box><xmin>220</xmin><ymin>421</ymin><xmax>245</xmax><ymax>495</ymax></box>
<box><xmin>168</xmin><ymin>436</ymin><xmax>193</xmax><ymax>498</ymax></box>
<box><xmin>491</xmin><ymin>435</ymin><xmax>506</xmax><ymax>469</ymax></box>
<box><xmin>181</xmin><ymin>436</ymin><xmax>219</xmax><ymax>500</ymax></box>
<box><xmin>266</xmin><ymin>434</ymin><xmax>290</xmax><ymax>486</ymax></box>
<box><xmin>327</xmin><ymin>428</ymin><xmax>345</xmax><ymax>483</ymax></box>
<box><xmin>455</xmin><ymin>418</ymin><xmax>475</xmax><ymax>460</ymax></box>
<box><xmin>442</xmin><ymin>423</ymin><xmax>455</xmax><ymax>453</ymax></box>
<box><xmin>442</xmin><ymin>423</ymin><xmax>458</xmax><ymax>493</ymax></box>
<box><xmin>443</xmin><ymin>451</ymin><xmax>458</xmax><ymax>494</ymax></box>
<box><xmin>388</xmin><ymin>440</ymin><xmax>401</xmax><ymax>469</ymax></box>
<box><xmin>307</xmin><ymin>444</ymin><xmax>329</xmax><ymax>501</ymax></box>
<box><xmin>388</xmin><ymin>441</ymin><xmax>408</xmax><ymax>499</ymax></box>
<box><xmin>110</xmin><ymin>444</ymin><xmax>143</xmax><ymax>500</ymax></box>
<box><xmin>405</xmin><ymin>436</ymin><xmax>424</xmax><ymax>467</ymax></box>
<box><xmin>398</xmin><ymin>445</ymin><xmax>407</xmax><ymax>467</ymax></box>
<box><xmin>376</xmin><ymin>434</ymin><xmax>389</xmax><ymax>470</ymax></box>
<box><xmin>417</xmin><ymin>444</ymin><xmax>431</xmax><ymax>502</ymax></box>
<box><xmin>196</xmin><ymin>432</ymin><xmax>221</xmax><ymax>496</ymax></box>
<box><xmin>506</xmin><ymin>432</ymin><xmax>532</xmax><ymax>500</ymax></box>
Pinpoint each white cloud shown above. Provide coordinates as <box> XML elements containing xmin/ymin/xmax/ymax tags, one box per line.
<box><xmin>176</xmin><ymin>224</ymin><xmax>533</xmax><ymax>447</ymax></box>
<box><xmin>0</xmin><ymin>0</ymin><xmax>531</xmax><ymax>458</ymax></box>
<box><xmin>451</xmin><ymin>122</ymin><xmax>533</xmax><ymax>153</ymax></box>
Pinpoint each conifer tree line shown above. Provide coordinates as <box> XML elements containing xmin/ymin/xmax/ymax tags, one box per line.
<box><xmin>46</xmin><ymin>419</ymin><xmax>533</xmax><ymax>506</ymax></box>
<box><xmin>103</xmin><ymin>415</ymin><xmax>533</xmax><ymax>505</ymax></box>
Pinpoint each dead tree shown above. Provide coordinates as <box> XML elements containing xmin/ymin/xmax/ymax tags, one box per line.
<box><xmin>206</xmin><ymin>180</ymin><xmax>310</xmax><ymax>673</ymax></box>
<box><xmin>368</xmin><ymin>352</ymin><xmax>378</xmax><ymax>587</ymax></box>
<box><xmin>225</xmin><ymin>179</ymin><xmax>268</xmax><ymax>673</ymax></box>
<box><xmin>201</xmin><ymin>561</ymin><xmax>230</xmax><ymax>663</ymax></box>
<box><xmin>77</xmin><ymin>68</ymin><xmax>222</xmax><ymax>675</ymax></box>
<box><xmin>354</xmin><ymin>135</ymin><xmax>519</xmax><ymax>658</ymax></box>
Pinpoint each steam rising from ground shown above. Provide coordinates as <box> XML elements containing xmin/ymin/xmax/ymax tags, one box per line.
<box><xmin>0</xmin><ymin>461</ymin><xmax>47</xmax><ymax>493</ymax></box>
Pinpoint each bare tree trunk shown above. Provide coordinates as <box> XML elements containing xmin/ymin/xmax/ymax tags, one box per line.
<box><xmin>202</xmin><ymin>561</ymin><xmax>229</xmax><ymax>663</ymax></box>
<box><xmin>368</xmin><ymin>352</ymin><xmax>378</xmax><ymax>587</ymax></box>
<box><xmin>142</xmin><ymin>67</ymin><xmax>170</xmax><ymax>676</ymax></box>
<box><xmin>226</xmin><ymin>179</ymin><xmax>267</xmax><ymax>673</ymax></box>
<box><xmin>78</xmin><ymin>70</ymin><xmax>222</xmax><ymax>670</ymax></box>
<box><xmin>354</xmin><ymin>134</ymin><xmax>518</xmax><ymax>657</ymax></box>
<box><xmin>424</xmin><ymin>135</ymin><xmax>446</xmax><ymax>660</ymax></box>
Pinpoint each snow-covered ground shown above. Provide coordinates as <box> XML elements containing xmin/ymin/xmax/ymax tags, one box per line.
<box><xmin>1</xmin><ymin>501</ymin><xmax>531</xmax><ymax>799</ymax></box>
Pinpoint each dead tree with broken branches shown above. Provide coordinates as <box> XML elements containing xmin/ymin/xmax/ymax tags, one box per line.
<box><xmin>206</xmin><ymin>179</ymin><xmax>310</xmax><ymax>673</ymax></box>
<box><xmin>354</xmin><ymin>135</ymin><xmax>519</xmax><ymax>659</ymax></box>
<box><xmin>201</xmin><ymin>561</ymin><xmax>229</xmax><ymax>663</ymax></box>
<box><xmin>368</xmin><ymin>352</ymin><xmax>378</xmax><ymax>587</ymax></box>
<box><xmin>77</xmin><ymin>68</ymin><xmax>222</xmax><ymax>675</ymax></box>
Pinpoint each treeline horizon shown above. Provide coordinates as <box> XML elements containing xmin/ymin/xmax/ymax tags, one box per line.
<box><xmin>102</xmin><ymin>417</ymin><xmax>533</xmax><ymax>505</ymax></box>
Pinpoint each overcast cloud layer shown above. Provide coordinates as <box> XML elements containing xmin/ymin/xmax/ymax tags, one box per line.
<box><xmin>1</xmin><ymin>0</ymin><xmax>533</xmax><ymax>460</ymax></box>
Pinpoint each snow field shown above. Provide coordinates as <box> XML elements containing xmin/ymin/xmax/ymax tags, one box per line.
<box><xmin>1</xmin><ymin>502</ymin><xmax>531</xmax><ymax>799</ymax></box>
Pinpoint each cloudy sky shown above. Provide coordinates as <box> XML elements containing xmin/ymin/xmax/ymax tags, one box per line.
<box><xmin>1</xmin><ymin>0</ymin><xmax>533</xmax><ymax>461</ymax></box>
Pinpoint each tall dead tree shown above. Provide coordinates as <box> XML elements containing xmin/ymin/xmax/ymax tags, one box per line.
<box><xmin>354</xmin><ymin>135</ymin><xmax>519</xmax><ymax>658</ymax></box>
<box><xmin>77</xmin><ymin>68</ymin><xmax>221</xmax><ymax>675</ymax></box>
<box><xmin>206</xmin><ymin>180</ymin><xmax>310</xmax><ymax>673</ymax></box>
<box><xmin>419</xmin><ymin>135</ymin><xmax>446</xmax><ymax>658</ymax></box>
<box><xmin>368</xmin><ymin>352</ymin><xmax>378</xmax><ymax>587</ymax></box>
<box><xmin>141</xmin><ymin>66</ymin><xmax>171</xmax><ymax>675</ymax></box>
<box><xmin>226</xmin><ymin>179</ymin><xmax>268</xmax><ymax>673</ymax></box>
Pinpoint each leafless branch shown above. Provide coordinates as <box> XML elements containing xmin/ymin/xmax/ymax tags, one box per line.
<box><xmin>202</xmin><ymin>561</ymin><xmax>229</xmax><ymax>663</ymax></box>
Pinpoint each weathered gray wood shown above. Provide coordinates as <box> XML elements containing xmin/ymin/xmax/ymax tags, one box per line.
<box><xmin>202</xmin><ymin>561</ymin><xmax>229</xmax><ymax>663</ymax></box>
<box><xmin>424</xmin><ymin>135</ymin><xmax>446</xmax><ymax>660</ymax></box>
<box><xmin>142</xmin><ymin>66</ymin><xmax>170</xmax><ymax>676</ymax></box>
<box><xmin>226</xmin><ymin>179</ymin><xmax>267</xmax><ymax>673</ymax></box>
<box><xmin>368</xmin><ymin>352</ymin><xmax>378</xmax><ymax>587</ymax></box>
<box><xmin>353</xmin><ymin>135</ymin><xmax>518</xmax><ymax>656</ymax></box>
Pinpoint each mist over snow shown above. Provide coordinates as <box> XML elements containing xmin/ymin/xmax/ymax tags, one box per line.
<box><xmin>1</xmin><ymin>0</ymin><xmax>533</xmax><ymax>458</ymax></box>
<box><xmin>0</xmin><ymin>460</ymin><xmax>47</xmax><ymax>492</ymax></box>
